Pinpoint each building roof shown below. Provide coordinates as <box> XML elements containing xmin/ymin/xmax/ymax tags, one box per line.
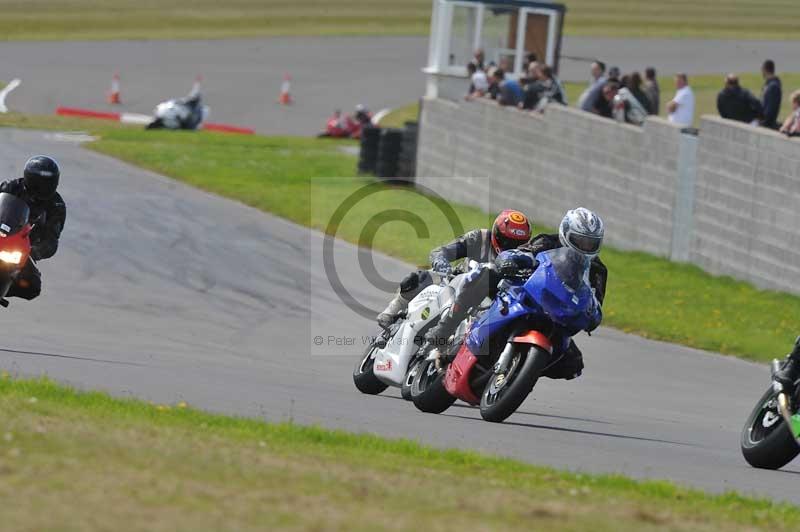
<box><xmin>444</xmin><ymin>0</ymin><xmax>566</xmax><ymax>13</ymax></box>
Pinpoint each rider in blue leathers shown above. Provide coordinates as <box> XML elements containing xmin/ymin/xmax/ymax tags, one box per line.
<box><xmin>426</xmin><ymin>208</ymin><xmax>607</xmax><ymax>380</ymax></box>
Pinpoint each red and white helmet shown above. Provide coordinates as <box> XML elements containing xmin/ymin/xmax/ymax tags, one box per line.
<box><xmin>491</xmin><ymin>209</ymin><xmax>532</xmax><ymax>254</ymax></box>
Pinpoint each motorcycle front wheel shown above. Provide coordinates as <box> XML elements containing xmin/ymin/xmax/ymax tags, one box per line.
<box><xmin>740</xmin><ymin>386</ymin><xmax>800</xmax><ymax>469</ymax></box>
<box><xmin>352</xmin><ymin>339</ymin><xmax>389</xmax><ymax>395</ymax></box>
<box><xmin>480</xmin><ymin>345</ymin><xmax>550</xmax><ymax>423</ymax></box>
<box><xmin>411</xmin><ymin>357</ymin><xmax>456</xmax><ymax>414</ymax></box>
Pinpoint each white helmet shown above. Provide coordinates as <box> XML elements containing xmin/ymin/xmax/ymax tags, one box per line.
<box><xmin>559</xmin><ymin>208</ymin><xmax>604</xmax><ymax>257</ymax></box>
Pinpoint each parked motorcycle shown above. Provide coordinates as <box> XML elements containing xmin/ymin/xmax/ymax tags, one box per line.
<box><xmin>146</xmin><ymin>93</ymin><xmax>209</xmax><ymax>130</ymax></box>
<box><xmin>0</xmin><ymin>193</ymin><xmax>34</xmax><ymax>308</ymax></box>
<box><xmin>353</xmin><ymin>270</ymin><xmax>468</xmax><ymax>400</ymax></box>
<box><xmin>740</xmin><ymin>357</ymin><xmax>800</xmax><ymax>469</ymax></box>
<box><xmin>411</xmin><ymin>248</ymin><xmax>598</xmax><ymax>423</ymax></box>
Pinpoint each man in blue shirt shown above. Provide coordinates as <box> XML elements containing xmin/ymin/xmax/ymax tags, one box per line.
<box><xmin>492</xmin><ymin>69</ymin><xmax>523</xmax><ymax>107</ymax></box>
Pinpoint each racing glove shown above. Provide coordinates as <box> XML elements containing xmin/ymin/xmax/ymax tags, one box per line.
<box><xmin>585</xmin><ymin>291</ymin><xmax>603</xmax><ymax>333</ymax></box>
<box><xmin>431</xmin><ymin>257</ymin><xmax>453</xmax><ymax>275</ymax></box>
<box><xmin>496</xmin><ymin>250</ymin><xmax>536</xmax><ymax>278</ymax></box>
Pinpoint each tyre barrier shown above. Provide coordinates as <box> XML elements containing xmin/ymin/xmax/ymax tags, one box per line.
<box><xmin>358</xmin><ymin>126</ymin><xmax>381</xmax><ymax>174</ymax></box>
<box><xmin>397</xmin><ymin>121</ymin><xmax>418</xmax><ymax>179</ymax></box>
<box><xmin>359</xmin><ymin>122</ymin><xmax>418</xmax><ymax>181</ymax></box>
<box><xmin>376</xmin><ymin>128</ymin><xmax>404</xmax><ymax>179</ymax></box>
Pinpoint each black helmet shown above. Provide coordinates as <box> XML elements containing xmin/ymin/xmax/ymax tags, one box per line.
<box><xmin>23</xmin><ymin>155</ymin><xmax>60</xmax><ymax>200</ymax></box>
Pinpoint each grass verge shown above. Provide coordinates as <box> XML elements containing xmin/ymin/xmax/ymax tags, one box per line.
<box><xmin>377</xmin><ymin>101</ymin><xmax>421</xmax><ymax>128</ymax></box>
<box><xmin>1</xmin><ymin>375</ymin><xmax>799</xmax><ymax>531</ymax></box>
<box><xmin>1</xmin><ymin>113</ymin><xmax>798</xmax><ymax>362</ymax></box>
<box><xmin>1</xmin><ymin>1</ymin><xmax>799</xmax><ymax>40</ymax></box>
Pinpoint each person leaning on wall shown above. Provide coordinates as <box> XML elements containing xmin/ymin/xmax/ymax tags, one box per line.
<box><xmin>779</xmin><ymin>90</ymin><xmax>800</xmax><ymax>137</ymax></box>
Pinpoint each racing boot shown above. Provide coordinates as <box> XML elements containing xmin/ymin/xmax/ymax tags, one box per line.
<box><xmin>424</xmin><ymin>303</ymin><xmax>468</xmax><ymax>352</ymax></box>
<box><xmin>774</xmin><ymin>336</ymin><xmax>800</xmax><ymax>391</ymax></box>
<box><xmin>376</xmin><ymin>293</ymin><xmax>409</xmax><ymax>328</ymax></box>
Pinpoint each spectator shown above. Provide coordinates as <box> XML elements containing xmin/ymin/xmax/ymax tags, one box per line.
<box><xmin>594</xmin><ymin>81</ymin><xmax>619</xmax><ymax>119</ymax></box>
<box><xmin>627</xmin><ymin>72</ymin><xmax>654</xmax><ymax>114</ymax></box>
<box><xmin>607</xmin><ymin>66</ymin><xmax>621</xmax><ymax>83</ymax></box>
<box><xmin>521</xmin><ymin>63</ymin><xmax>543</xmax><ymax>109</ymax></box>
<box><xmin>667</xmin><ymin>73</ymin><xmax>695</xmax><ymax>127</ymax></box>
<box><xmin>492</xmin><ymin>69</ymin><xmax>523</xmax><ymax>107</ymax></box>
<box><xmin>760</xmin><ymin>59</ymin><xmax>782</xmax><ymax>129</ymax></box>
<box><xmin>466</xmin><ymin>62</ymin><xmax>489</xmax><ymax>100</ymax></box>
<box><xmin>779</xmin><ymin>90</ymin><xmax>800</xmax><ymax>136</ymax></box>
<box><xmin>613</xmin><ymin>85</ymin><xmax>649</xmax><ymax>126</ymax></box>
<box><xmin>521</xmin><ymin>64</ymin><xmax>566</xmax><ymax>111</ymax></box>
<box><xmin>589</xmin><ymin>61</ymin><xmax>606</xmax><ymax>85</ymax></box>
<box><xmin>644</xmin><ymin>67</ymin><xmax>660</xmax><ymax>115</ymax></box>
<box><xmin>471</xmin><ymin>48</ymin><xmax>485</xmax><ymax>70</ymax></box>
<box><xmin>578</xmin><ymin>61</ymin><xmax>606</xmax><ymax>108</ymax></box>
<box><xmin>520</xmin><ymin>61</ymin><xmax>540</xmax><ymax>86</ymax></box>
<box><xmin>486</xmin><ymin>65</ymin><xmax>500</xmax><ymax>100</ymax></box>
<box><xmin>522</xmin><ymin>53</ymin><xmax>538</xmax><ymax>74</ymax></box>
<box><xmin>716</xmin><ymin>74</ymin><xmax>762</xmax><ymax>124</ymax></box>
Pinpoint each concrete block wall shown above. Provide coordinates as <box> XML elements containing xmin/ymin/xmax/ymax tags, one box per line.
<box><xmin>417</xmin><ymin>97</ymin><xmax>686</xmax><ymax>256</ymax></box>
<box><xmin>417</xmin><ymin>98</ymin><xmax>800</xmax><ymax>294</ymax></box>
<box><xmin>691</xmin><ymin>116</ymin><xmax>800</xmax><ymax>293</ymax></box>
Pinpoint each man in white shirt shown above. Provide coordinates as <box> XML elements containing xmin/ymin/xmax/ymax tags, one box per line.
<box><xmin>667</xmin><ymin>73</ymin><xmax>695</xmax><ymax>127</ymax></box>
<box><xmin>466</xmin><ymin>62</ymin><xmax>489</xmax><ymax>99</ymax></box>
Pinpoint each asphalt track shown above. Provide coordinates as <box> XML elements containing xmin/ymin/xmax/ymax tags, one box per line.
<box><xmin>0</xmin><ymin>127</ymin><xmax>798</xmax><ymax>505</ymax></box>
<box><xmin>3</xmin><ymin>37</ymin><xmax>800</xmax><ymax>135</ymax></box>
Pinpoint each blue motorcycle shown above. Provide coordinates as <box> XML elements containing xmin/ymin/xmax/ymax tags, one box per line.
<box><xmin>411</xmin><ymin>247</ymin><xmax>601</xmax><ymax>423</ymax></box>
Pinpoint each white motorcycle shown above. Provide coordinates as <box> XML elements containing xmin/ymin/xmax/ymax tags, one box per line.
<box><xmin>353</xmin><ymin>270</ymin><xmax>471</xmax><ymax>400</ymax></box>
<box><xmin>146</xmin><ymin>92</ymin><xmax>209</xmax><ymax>130</ymax></box>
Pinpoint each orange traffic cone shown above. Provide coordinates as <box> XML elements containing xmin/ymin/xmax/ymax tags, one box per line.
<box><xmin>107</xmin><ymin>72</ymin><xmax>121</xmax><ymax>105</ymax></box>
<box><xmin>278</xmin><ymin>73</ymin><xmax>292</xmax><ymax>105</ymax></box>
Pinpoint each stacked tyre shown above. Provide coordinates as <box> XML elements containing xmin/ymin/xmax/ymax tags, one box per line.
<box><xmin>376</xmin><ymin>128</ymin><xmax>404</xmax><ymax>179</ymax></box>
<box><xmin>396</xmin><ymin>121</ymin><xmax>418</xmax><ymax>180</ymax></box>
<box><xmin>358</xmin><ymin>126</ymin><xmax>381</xmax><ymax>174</ymax></box>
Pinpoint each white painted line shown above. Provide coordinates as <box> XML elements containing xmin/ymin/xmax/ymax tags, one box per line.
<box><xmin>0</xmin><ymin>78</ymin><xmax>22</xmax><ymax>114</ymax></box>
<box><xmin>120</xmin><ymin>112</ymin><xmax>154</xmax><ymax>125</ymax></box>
<box><xmin>45</xmin><ymin>132</ymin><xmax>98</xmax><ymax>144</ymax></box>
<box><xmin>371</xmin><ymin>107</ymin><xmax>392</xmax><ymax>125</ymax></box>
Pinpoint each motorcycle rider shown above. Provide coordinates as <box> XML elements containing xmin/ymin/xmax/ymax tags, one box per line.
<box><xmin>774</xmin><ymin>337</ymin><xmax>800</xmax><ymax>391</ymax></box>
<box><xmin>425</xmin><ymin>207</ymin><xmax>607</xmax><ymax>381</ymax></box>
<box><xmin>376</xmin><ymin>209</ymin><xmax>533</xmax><ymax>328</ymax></box>
<box><xmin>0</xmin><ymin>156</ymin><xmax>66</xmax><ymax>300</ymax></box>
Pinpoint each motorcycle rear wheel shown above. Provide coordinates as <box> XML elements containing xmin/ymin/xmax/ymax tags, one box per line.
<box><xmin>352</xmin><ymin>340</ymin><xmax>389</xmax><ymax>395</ymax></box>
<box><xmin>740</xmin><ymin>386</ymin><xmax>800</xmax><ymax>469</ymax></box>
<box><xmin>480</xmin><ymin>345</ymin><xmax>550</xmax><ymax>423</ymax></box>
<box><xmin>411</xmin><ymin>358</ymin><xmax>456</xmax><ymax>414</ymax></box>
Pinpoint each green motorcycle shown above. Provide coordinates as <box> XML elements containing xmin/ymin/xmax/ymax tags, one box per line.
<box><xmin>741</xmin><ymin>359</ymin><xmax>800</xmax><ymax>469</ymax></box>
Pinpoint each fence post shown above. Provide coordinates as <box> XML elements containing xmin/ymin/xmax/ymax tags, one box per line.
<box><xmin>669</xmin><ymin>130</ymin><xmax>698</xmax><ymax>262</ymax></box>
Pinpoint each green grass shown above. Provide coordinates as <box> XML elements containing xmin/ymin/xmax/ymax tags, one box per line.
<box><xmin>1</xmin><ymin>375</ymin><xmax>798</xmax><ymax>531</ymax></box>
<box><xmin>0</xmin><ymin>1</ymin><xmax>798</xmax><ymax>41</ymax></box>
<box><xmin>378</xmin><ymin>101</ymin><xmax>421</xmax><ymax>128</ymax></box>
<box><xmin>0</xmin><ymin>112</ymin><xmax>797</xmax><ymax>362</ymax></box>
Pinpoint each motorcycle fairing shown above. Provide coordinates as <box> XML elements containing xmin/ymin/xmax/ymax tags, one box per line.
<box><xmin>444</xmin><ymin>343</ymin><xmax>481</xmax><ymax>405</ymax></box>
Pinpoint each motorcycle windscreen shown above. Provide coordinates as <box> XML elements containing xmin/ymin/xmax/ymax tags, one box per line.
<box><xmin>0</xmin><ymin>193</ymin><xmax>30</xmax><ymax>236</ymax></box>
<box><xmin>525</xmin><ymin>248</ymin><xmax>593</xmax><ymax>327</ymax></box>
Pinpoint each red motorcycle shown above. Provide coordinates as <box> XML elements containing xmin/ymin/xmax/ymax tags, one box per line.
<box><xmin>0</xmin><ymin>193</ymin><xmax>34</xmax><ymax>307</ymax></box>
